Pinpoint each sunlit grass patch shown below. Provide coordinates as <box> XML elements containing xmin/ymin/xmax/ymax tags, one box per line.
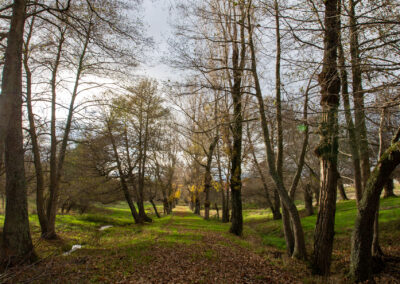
<box><xmin>244</xmin><ymin>196</ymin><xmax>400</xmax><ymax>252</ymax></box>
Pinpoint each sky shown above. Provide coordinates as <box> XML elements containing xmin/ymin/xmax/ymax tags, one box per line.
<box><xmin>139</xmin><ymin>0</ymin><xmax>175</xmax><ymax>81</ymax></box>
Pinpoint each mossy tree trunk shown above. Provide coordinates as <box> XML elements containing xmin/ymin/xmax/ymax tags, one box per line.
<box><xmin>312</xmin><ymin>0</ymin><xmax>341</xmax><ymax>276</ymax></box>
<box><xmin>350</xmin><ymin>134</ymin><xmax>400</xmax><ymax>282</ymax></box>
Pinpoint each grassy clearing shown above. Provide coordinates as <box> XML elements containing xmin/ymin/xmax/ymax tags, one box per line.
<box><xmin>1</xmin><ymin>196</ymin><xmax>399</xmax><ymax>282</ymax></box>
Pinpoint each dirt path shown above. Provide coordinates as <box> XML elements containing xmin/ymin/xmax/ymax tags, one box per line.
<box><xmin>126</xmin><ymin>207</ymin><xmax>297</xmax><ymax>283</ymax></box>
<box><xmin>6</xmin><ymin>207</ymin><xmax>298</xmax><ymax>283</ymax></box>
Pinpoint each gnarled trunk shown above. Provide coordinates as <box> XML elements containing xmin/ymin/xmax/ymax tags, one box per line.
<box><xmin>312</xmin><ymin>0</ymin><xmax>340</xmax><ymax>275</ymax></box>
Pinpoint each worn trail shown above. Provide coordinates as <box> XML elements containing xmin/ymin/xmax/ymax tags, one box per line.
<box><xmin>6</xmin><ymin>206</ymin><xmax>297</xmax><ymax>283</ymax></box>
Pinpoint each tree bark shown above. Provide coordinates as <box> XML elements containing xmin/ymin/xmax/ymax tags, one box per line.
<box><xmin>228</xmin><ymin>3</ymin><xmax>246</xmax><ymax>236</ymax></box>
<box><xmin>216</xmin><ymin>140</ymin><xmax>229</xmax><ymax>223</ymax></box>
<box><xmin>45</xmin><ymin>26</ymin><xmax>66</xmax><ymax>239</ymax></box>
<box><xmin>137</xmin><ymin>100</ymin><xmax>152</xmax><ymax>223</ymax></box>
<box><xmin>46</xmin><ymin>22</ymin><xmax>91</xmax><ymax>238</ymax></box>
<box><xmin>107</xmin><ymin>122</ymin><xmax>141</xmax><ymax>223</ymax></box>
<box><xmin>304</xmin><ymin>184</ymin><xmax>314</xmax><ymax>216</ymax></box>
<box><xmin>383</xmin><ymin>178</ymin><xmax>395</xmax><ymax>198</ymax></box>
<box><xmin>349</xmin><ymin>0</ymin><xmax>370</xmax><ymax>192</ymax></box>
<box><xmin>350</xmin><ymin>134</ymin><xmax>400</xmax><ymax>282</ymax></box>
<box><xmin>312</xmin><ymin>0</ymin><xmax>341</xmax><ymax>275</ymax></box>
<box><xmin>194</xmin><ymin>196</ymin><xmax>201</xmax><ymax>215</ymax></box>
<box><xmin>337</xmin><ymin>176</ymin><xmax>349</xmax><ymax>201</ymax></box>
<box><xmin>247</xmin><ymin>1</ymin><xmax>306</xmax><ymax>258</ymax></box>
<box><xmin>204</xmin><ymin>137</ymin><xmax>218</xmax><ymax>220</ymax></box>
<box><xmin>0</xmin><ymin>0</ymin><xmax>37</xmax><ymax>265</ymax></box>
<box><xmin>150</xmin><ymin>199</ymin><xmax>160</xmax><ymax>218</ymax></box>
<box><xmin>23</xmin><ymin>14</ymin><xmax>48</xmax><ymax>236</ymax></box>
<box><xmin>338</xmin><ymin>4</ymin><xmax>362</xmax><ymax>204</ymax></box>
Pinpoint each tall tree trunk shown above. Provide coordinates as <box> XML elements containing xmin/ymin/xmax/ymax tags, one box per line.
<box><xmin>349</xmin><ymin>0</ymin><xmax>370</xmax><ymax>192</ymax></box>
<box><xmin>337</xmin><ymin>1</ymin><xmax>363</xmax><ymax>203</ymax></box>
<box><xmin>273</xmin><ymin>0</ymin><xmax>289</xmax><ymax>238</ymax></box>
<box><xmin>0</xmin><ymin>0</ymin><xmax>37</xmax><ymax>265</ymax></box>
<box><xmin>107</xmin><ymin>122</ymin><xmax>141</xmax><ymax>223</ymax></box>
<box><xmin>229</xmin><ymin>3</ymin><xmax>246</xmax><ymax>236</ymax></box>
<box><xmin>204</xmin><ymin>137</ymin><xmax>218</xmax><ymax>220</ymax></box>
<box><xmin>229</xmin><ymin>87</ymin><xmax>243</xmax><ymax>235</ymax></box>
<box><xmin>23</xmin><ymin>14</ymin><xmax>48</xmax><ymax>236</ymax></box>
<box><xmin>247</xmin><ymin>1</ymin><xmax>306</xmax><ymax>258</ymax></box>
<box><xmin>45</xmin><ymin>27</ymin><xmax>66</xmax><ymax>239</ymax></box>
<box><xmin>217</xmin><ymin>140</ymin><xmax>229</xmax><ymax>223</ymax></box>
<box><xmin>350</xmin><ymin>130</ymin><xmax>400</xmax><ymax>282</ymax></box>
<box><xmin>371</xmin><ymin>109</ymin><xmax>388</xmax><ymax>258</ymax></box>
<box><xmin>137</xmin><ymin>106</ymin><xmax>152</xmax><ymax>223</ymax></box>
<box><xmin>46</xmin><ymin>23</ymin><xmax>91</xmax><ymax>239</ymax></box>
<box><xmin>312</xmin><ymin>0</ymin><xmax>340</xmax><ymax>275</ymax></box>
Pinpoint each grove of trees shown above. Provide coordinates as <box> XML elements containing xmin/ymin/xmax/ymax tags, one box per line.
<box><xmin>0</xmin><ymin>0</ymin><xmax>400</xmax><ymax>282</ymax></box>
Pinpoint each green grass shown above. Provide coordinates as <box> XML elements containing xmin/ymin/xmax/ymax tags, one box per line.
<box><xmin>245</xmin><ymin>196</ymin><xmax>400</xmax><ymax>250</ymax></box>
<box><xmin>1</xmin><ymin>197</ymin><xmax>400</xmax><ymax>282</ymax></box>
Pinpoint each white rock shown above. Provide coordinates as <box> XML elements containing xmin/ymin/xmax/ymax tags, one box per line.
<box><xmin>63</xmin><ymin>244</ymin><xmax>82</xmax><ymax>256</ymax></box>
<box><xmin>99</xmin><ymin>225</ymin><xmax>113</xmax><ymax>231</ymax></box>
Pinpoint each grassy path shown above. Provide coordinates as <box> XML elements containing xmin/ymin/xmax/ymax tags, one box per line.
<box><xmin>4</xmin><ymin>206</ymin><xmax>297</xmax><ymax>283</ymax></box>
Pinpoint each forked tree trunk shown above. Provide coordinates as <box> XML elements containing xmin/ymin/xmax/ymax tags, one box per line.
<box><xmin>24</xmin><ymin>14</ymin><xmax>48</xmax><ymax>236</ymax></box>
<box><xmin>350</xmin><ymin>134</ymin><xmax>400</xmax><ymax>282</ymax></box>
<box><xmin>46</xmin><ymin>23</ymin><xmax>91</xmax><ymax>239</ymax></box>
<box><xmin>45</xmin><ymin>27</ymin><xmax>66</xmax><ymax>240</ymax></box>
<box><xmin>107</xmin><ymin>122</ymin><xmax>141</xmax><ymax>224</ymax></box>
<box><xmin>1</xmin><ymin>0</ymin><xmax>36</xmax><ymax>265</ymax></box>
<box><xmin>312</xmin><ymin>0</ymin><xmax>341</xmax><ymax>275</ymax></box>
<box><xmin>247</xmin><ymin>0</ymin><xmax>306</xmax><ymax>258</ymax></box>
